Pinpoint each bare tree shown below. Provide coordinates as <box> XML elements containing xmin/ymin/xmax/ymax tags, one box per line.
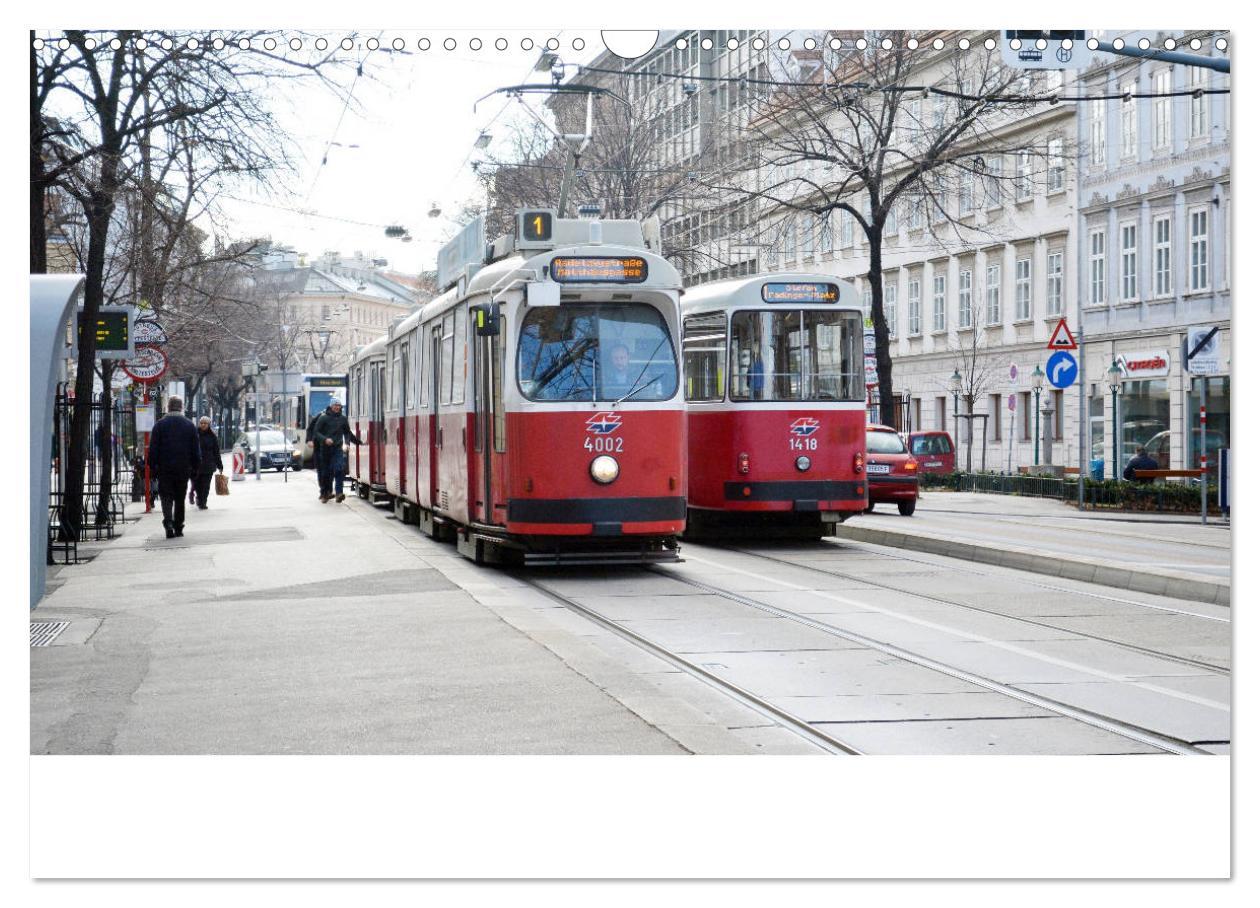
<box><xmin>948</xmin><ymin>298</ymin><xmax>999</xmax><ymax>471</ymax></box>
<box><xmin>32</xmin><ymin>29</ymin><xmax>371</xmax><ymax>538</ymax></box>
<box><xmin>473</xmin><ymin>68</ymin><xmax>701</xmax><ymax>261</ymax></box>
<box><xmin>697</xmin><ymin>30</ymin><xmax>1057</xmax><ymax>424</ymax></box>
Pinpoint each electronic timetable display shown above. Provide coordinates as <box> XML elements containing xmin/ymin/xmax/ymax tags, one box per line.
<box><xmin>761</xmin><ymin>282</ymin><xmax>841</xmax><ymax>303</ymax></box>
<box><xmin>551</xmin><ymin>256</ymin><xmax>649</xmax><ymax>284</ymax></box>
<box><xmin>77</xmin><ymin>309</ymin><xmax>131</xmax><ymax>353</ymax></box>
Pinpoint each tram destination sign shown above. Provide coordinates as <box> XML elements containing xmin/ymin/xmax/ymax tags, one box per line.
<box><xmin>551</xmin><ymin>256</ymin><xmax>648</xmax><ymax>284</ymax></box>
<box><xmin>761</xmin><ymin>282</ymin><xmax>840</xmax><ymax>304</ymax></box>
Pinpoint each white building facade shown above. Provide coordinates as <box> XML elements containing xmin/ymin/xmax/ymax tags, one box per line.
<box><xmin>1074</xmin><ymin>30</ymin><xmax>1230</xmax><ymax>479</ymax></box>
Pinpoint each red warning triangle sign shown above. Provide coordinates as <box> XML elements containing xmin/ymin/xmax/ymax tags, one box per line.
<box><xmin>1046</xmin><ymin>318</ymin><xmax>1077</xmax><ymax>350</ymax></box>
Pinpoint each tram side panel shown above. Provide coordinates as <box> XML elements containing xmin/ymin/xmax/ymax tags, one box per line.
<box><xmin>688</xmin><ymin>406</ymin><xmax>866</xmax><ymax>518</ymax></box>
<box><xmin>502</xmin><ymin>409</ymin><xmax>685</xmax><ymax>537</ymax></box>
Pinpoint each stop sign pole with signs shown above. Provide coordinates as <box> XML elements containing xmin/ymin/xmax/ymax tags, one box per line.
<box><xmin>122</xmin><ymin>344</ymin><xmax>169</xmax><ymax>514</ymax></box>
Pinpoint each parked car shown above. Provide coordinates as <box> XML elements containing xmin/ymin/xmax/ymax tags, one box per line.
<box><xmin>234</xmin><ymin>430</ymin><xmax>302</xmax><ymax>472</ymax></box>
<box><xmin>1120</xmin><ymin>418</ymin><xmax>1166</xmax><ymax>461</ymax></box>
<box><xmin>865</xmin><ymin>424</ymin><xmax>919</xmax><ymax>516</ymax></box>
<box><xmin>1145</xmin><ymin>429</ymin><xmax>1228</xmax><ymax>472</ymax></box>
<box><xmin>906</xmin><ymin>431</ymin><xmax>955</xmax><ymax>475</ymax></box>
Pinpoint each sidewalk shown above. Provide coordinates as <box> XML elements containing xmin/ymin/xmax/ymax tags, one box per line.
<box><xmin>837</xmin><ymin>491</ymin><xmax>1231</xmax><ymax>605</ymax></box>
<box><xmin>31</xmin><ymin>470</ymin><xmax>804</xmax><ymax>755</ymax></box>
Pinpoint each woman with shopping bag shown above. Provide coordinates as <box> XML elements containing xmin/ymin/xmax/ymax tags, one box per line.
<box><xmin>192</xmin><ymin>416</ymin><xmax>225</xmax><ymax>510</ymax></box>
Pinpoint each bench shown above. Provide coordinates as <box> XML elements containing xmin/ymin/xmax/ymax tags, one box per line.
<box><xmin>1132</xmin><ymin>468</ymin><xmax>1205</xmax><ymax>481</ymax></box>
<box><xmin>1015</xmin><ymin>465</ymin><xmax>1079</xmax><ymax>476</ymax></box>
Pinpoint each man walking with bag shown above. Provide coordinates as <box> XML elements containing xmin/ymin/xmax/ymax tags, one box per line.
<box><xmin>191</xmin><ymin>416</ymin><xmax>225</xmax><ymax>509</ymax></box>
<box><xmin>313</xmin><ymin>396</ymin><xmax>362</xmax><ymax>503</ymax></box>
<box><xmin>147</xmin><ymin>397</ymin><xmax>200</xmax><ymax>538</ymax></box>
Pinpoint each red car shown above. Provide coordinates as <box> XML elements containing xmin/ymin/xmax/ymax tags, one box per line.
<box><xmin>906</xmin><ymin>430</ymin><xmax>955</xmax><ymax>475</ymax></box>
<box><xmin>866</xmin><ymin>424</ymin><xmax>919</xmax><ymax>516</ymax></box>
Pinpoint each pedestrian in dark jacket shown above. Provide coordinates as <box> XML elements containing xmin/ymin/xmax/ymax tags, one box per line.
<box><xmin>1123</xmin><ymin>445</ymin><xmax>1160</xmax><ymax>483</ymax></box>
<box><xmin>307</xmin><ymin>406</ymin><xmax>332</xmax><ymax>500</ymax></box>
<box><xmin>190</xmin><ymin>416</ymin><xmax>225</xmax><ymax>510</ymax></box>
<box><xmin>313</xmin><ymin>396</ymin><xmax>362</xmax><ymax>503</ymax></box>
<box><xmin>147</xmin><ymin>397</ymin><xmax>201</xmax><ymax>537</ymax></box>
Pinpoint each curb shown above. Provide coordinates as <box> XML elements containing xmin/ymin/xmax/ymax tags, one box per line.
<box><xmin>833</xmin><ymin>524</ymin><xmax>1231</xmax><ymax>607</ymax></box>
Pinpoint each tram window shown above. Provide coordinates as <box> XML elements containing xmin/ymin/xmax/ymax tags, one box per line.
<box><xmin>400</xmin><ymin>343</ymin><xmax>410</xmax><ymax>412</ymax></box>
<box><xmin>683</xmin><ymin>313</ymin><xmax>727</xmax><ymax>402</ymax></box>
<box><xmin>517</xmin><ymin>304</ymin><xmax>678</xmax><ymax>402</ymax></box>
<box><xmin>413</xmin><ymin>337</ymin><xmax>423</xmax><ymax>408</ymax></box>
<box><xmin>729</xmin><ymin>309</ymin><xmax>864</xmax><ymax>402</ymax></box>
<box><xmin>440</xmin><ymin>313</ymin><xmax>454</xmax><ymax>405</ymax></box>
<box><xmin>390</xmin><ymin>350</ymin><xmax>400</xmax><ymax>411</ymax></box>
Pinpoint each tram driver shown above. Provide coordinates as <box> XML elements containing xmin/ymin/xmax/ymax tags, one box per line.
<box><xmin>602</xmin><ymin>342</ymin><xmax>635</xmax><ymax>397</ymax></box>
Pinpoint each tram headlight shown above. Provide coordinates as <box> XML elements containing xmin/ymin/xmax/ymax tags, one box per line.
<box><xmin>590</xmin><ymin>455</ymin><xmax>619</xmax><ymax>484</ymax></box>
<box><xmin>795</xmin><ymin>455</ymin><xmax>811</xmax><ymax>472</ymax></box>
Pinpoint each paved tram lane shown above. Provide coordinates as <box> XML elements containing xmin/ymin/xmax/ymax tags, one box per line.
<box><xmin>524</xmin><ymin>529</ymin><xmax>1229</xmax><ymax>754</ymax></box>
<box><xmin>31</xmin><ymin>466</ymin><xmax>1230</xmax><ymax>756</ymax></box>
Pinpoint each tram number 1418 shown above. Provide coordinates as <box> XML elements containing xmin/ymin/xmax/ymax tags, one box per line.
<box><xmin>584</xmin><ymin>436</ymin><xmax>625</xmax><ymax>453</ymax></box>
<box><xmin>790</xmin><ymin>437</ymin><xmax>818</xmax><ymax>451</ymax></box>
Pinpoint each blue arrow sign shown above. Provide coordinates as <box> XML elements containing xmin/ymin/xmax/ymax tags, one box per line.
<box><xmin>1047</xmin><ymin>350</ymin><xmax>1078</xmax><ymax>389</ymax></box>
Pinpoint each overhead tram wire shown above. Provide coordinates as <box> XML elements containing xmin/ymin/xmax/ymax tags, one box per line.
<box><xmin>303</xmin><ymin>41</ymin><xmax>372</xmax><ymax>205</ymax></box>
<box><xmin>570</xmin><ymin>62</ymin><xmax>1230</xmax><ymax>104</ymax></box>
<box><xmin>220</xmin><ymin>194</ymin><xmax>398</xmax><ymax>230</ymax></box>
<box><xmin>430</xmin><ymin>30</ymin><xmax>570</xmax><ymax>216</ymax></box>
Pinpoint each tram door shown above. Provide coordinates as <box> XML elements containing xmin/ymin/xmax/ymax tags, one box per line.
<box><xmin>398</xmin><ymin>340</ymin><xmax>409</xmax><ymax>495</ymax></box>
<box><xmin>428</xmin><ymin>324</ymin><xmax>442</xmax><ymax>512</ymax></box>
<box><xmin>370</xmin><ymin>360</ymin><xmax>385</xmax><ymax>486</ymax></box>
<box><xmin>472</xmin><ymin>304</ymin><xmax>509</xmax><ymax>527</ymax></box>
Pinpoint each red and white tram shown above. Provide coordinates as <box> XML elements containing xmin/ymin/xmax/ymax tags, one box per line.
<box><xmin>347</xmin><ymin>336</ymin><xmax>387</xmax><ymax>496</ymax></box>
<box><xmin>353</xmin><ymin>210</ymin><xmax>687</xmax><ymax>564</ymax></box>
<box><xmin>680</xmin><ymin>273</ymin><xmax>867</xmax><ymax>538</ymax></box>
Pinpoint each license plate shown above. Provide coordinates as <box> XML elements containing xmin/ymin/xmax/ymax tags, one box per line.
<box><xmin>866</xmin><ymin>463</ymin><xmax>891</xmax><ymax>474</ymax></box>
<box><xmin>925</xmin><ymin>461</ymin><xmax>942</xmax><ymax>467</ymax></box>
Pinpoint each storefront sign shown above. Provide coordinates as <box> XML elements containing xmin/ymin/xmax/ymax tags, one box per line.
<box><xmin>1117</xmin><ymin>350</ymin><xmax>1170</xmax><ymax>379</ymax></box>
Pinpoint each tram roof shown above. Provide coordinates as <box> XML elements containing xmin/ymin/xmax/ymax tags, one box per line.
<box><xmin>681</xmin><ymin>272</ymin><xmax>862</xmax><ymax>313</ymax></box>
<box><xmin>349</xmin><ymin>334</ymin><xmax>388</xmax><ymax>365</ymax></box>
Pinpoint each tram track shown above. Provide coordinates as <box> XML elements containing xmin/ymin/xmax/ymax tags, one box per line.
<box><xmin>820</xmin><ymin>535</ymin><xmax>1229</xmax><ymax>621</ymax></box>
<box><xmin>514</xmin><ymin>572</ymin><xmax>864</xmax><ymax>755</ymax></box>
<box><xmin>712</xmin><ymin>542</ymin><xmax>1230</xmax><ymax>677</ymax></box>
<box><xmin>642</xmin><ymin>560</ymin><xmax>1214</xmax><ymax>755</ymax></box>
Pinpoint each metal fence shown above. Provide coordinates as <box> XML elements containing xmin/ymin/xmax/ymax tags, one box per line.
<box><xmin>930</xmin><ymin>470</ymin><xmax>1221</xmax><ymax>514</ymax></box>
<box><xmin>48</xmin><ymin>384</ymin><xmax>139</xmax><ymax>563</ymax></box>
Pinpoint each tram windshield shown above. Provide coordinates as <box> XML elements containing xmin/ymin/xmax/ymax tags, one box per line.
<box><xmin>517</xmin><ymin>304</ymin><xmax>679</xmax><ymax>402</ymax></box>
<box><xmin>728</xmin><ymin>309</ymin><xmax>864</xmax><ymax>402</ymax></box>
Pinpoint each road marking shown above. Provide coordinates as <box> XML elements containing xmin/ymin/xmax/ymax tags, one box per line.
<box><xmin>680</xmin><ymin>553</ymin><xmax>1229</xmax><ymax>712</ymax></box>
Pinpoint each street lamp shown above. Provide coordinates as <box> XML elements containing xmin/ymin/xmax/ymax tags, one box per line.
<box><xmin>949</xmin><ymin>369</ymin><xmax>962</xmax><ymax>468</ymax></box>
<box><xmin>1031</xmin><ymin>364</ymin><xmax>1045</xmax><ymax>467</ymax></box>
<box><xmin>1107</xmin><ymin>359</ymin><xmax>1124</xmax><ymax>480</ymax></box>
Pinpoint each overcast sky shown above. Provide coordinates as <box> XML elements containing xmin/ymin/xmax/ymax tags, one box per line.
<box><xmin>216</xmin><ymin>30</ymin><xmax>609</xmax><ymax>275</ymax></box>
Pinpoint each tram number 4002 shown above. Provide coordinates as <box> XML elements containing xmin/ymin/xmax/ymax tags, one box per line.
<box><xmin>584</xmin><ymin>436</ymin><xmax>625</xmax><ymax>453</ymax></box>
<box><xmin>790</xmin><ymin>437</ymin><xmax>818</xmax><ymax>451</ymax></box>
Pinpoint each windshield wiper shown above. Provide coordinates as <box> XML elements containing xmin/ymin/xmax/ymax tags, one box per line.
<box><xmin>610</xmin><ymin>335</ymin><xmax>668</xmax><ymax>406</ymax></box>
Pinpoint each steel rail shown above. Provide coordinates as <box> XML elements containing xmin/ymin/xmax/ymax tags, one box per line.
<box><xmin>823</xmin><ymin>535</ymin><xmax>1230</xmax><ymax>623</ymax></box>
<box><xmin>717</xmin><ymin>543</ymin><xmax>1229</xmax><ymax>676</ymax></box>
<box><xmin>646</xmin><ymin>565</ymin><xmax>1213</xmax><ymax>756</ymax></box>
<box><xmin>515</xmin><ymin>573</ymin><xmax>864</xmax><ymax>756</ymax></box>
